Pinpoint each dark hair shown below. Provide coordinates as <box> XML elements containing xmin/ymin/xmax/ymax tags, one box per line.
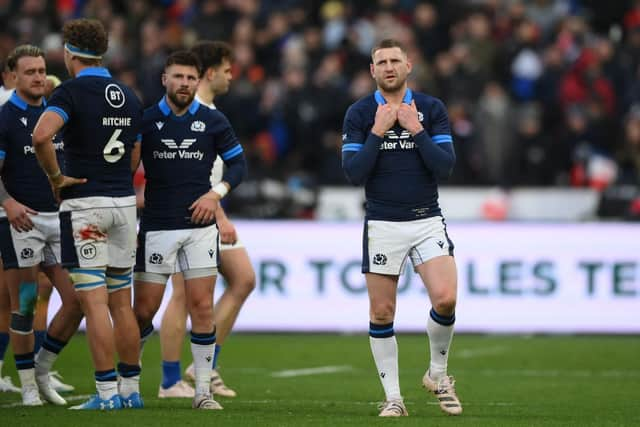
<box><xmin>165</xmin><ymin>50</ymin><xmax>202</xmax><ymax>75</ymax></box>
<box><xmin>371</xmin><ymin>38</ymin><xmax>407</xmax><ymax>60</ymax></box>
<box><xmin>62</xmin><ymin>18</ymin><xmax>108</xmax><ymax>64</ymax></box>
<box><xmin>190</xmin><ymin>41</ymin><xmax>233</xmax><ymax>78</ymax></box>
<box><xmin>7</xmin><ymin>44</ymin><xmax>45</xmax><ymax>71</ymax></box>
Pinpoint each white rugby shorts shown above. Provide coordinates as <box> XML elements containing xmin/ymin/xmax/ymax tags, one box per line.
<box><xmin>59</xmin><ymin>196</ymin><xmax>137</xmax><ymax>269</ymax></box>
<box><xmin>0</xmin><ymin>210</ymin><xmax>60</xmax><ymax>268</ymax></box>
<box><xmin>136</xmin><ymin>224</ymin><xmax>219</xmax><ymax>274</ymax></box>
<box><xmin>363</xmin><ymin>216</ymin><xmax>454</xmax><ymax>275</ymax></box>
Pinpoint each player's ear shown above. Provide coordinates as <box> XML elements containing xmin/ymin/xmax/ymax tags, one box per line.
<box><xmin>206</xmin><ymin>67</ymin><xmax>215</xmax><ymax>80</ymax></box>
<box><xmin>370</xmin><ymin>63</ymin><xmax>375</xmax><ymax>78</ymax></box>
<box><xmin>161</xmin><ymin>73</ymin><xmax>167</xmax><ymax>87</ymax></box>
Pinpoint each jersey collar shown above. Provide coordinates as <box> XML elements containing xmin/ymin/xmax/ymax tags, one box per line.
<box><xmin>158</xmin><ymin>96</ymin><xmax>200</xmax><ymax>117</ymax></box>
<box><xmin>374</xmin><ymin>88</ymin><xmax>413</xmax><ymax>105</ymax></box>
<box><xmin>76</xmin><ymin>67</ymin><xmax>112</xmax><ymax>78</ymax></box>
<box><xmin>194</xmin><ymin>93</ymin><xmax>215</xmax><ymax>109</ymax></box>
<box><xmin>8</xmin><ymin>91</ymin><xmax>45</xmax><ymax>111</ymax></box>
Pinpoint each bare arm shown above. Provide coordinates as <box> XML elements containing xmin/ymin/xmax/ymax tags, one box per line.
<box><xmin>32</xmin><ymin>111</ymin><xmax>64</xmax><ymax>178</ymax></box>
<box><xmin>131</xmin><ymin>140</ymin><xmax>141</xmax><ymax>173</ymax></box>
<box><xmin>0</xmin><ymin>158</ymin><xmax>37</xmax><ymax>232</ymax></box>
<box><xmin>32</xmin><ymin>111</ymin><xmax>86</xmax><ymax>199</ymax></box>
<box><xmin>215</xmin><ymin>203</ymin><xmax>237</xmax><ymax>244</ymax></box>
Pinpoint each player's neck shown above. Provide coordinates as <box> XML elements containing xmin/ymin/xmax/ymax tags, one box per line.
<box><xmin>15</xmin><ymin>89</ymin><xmax>43</xmax><ymax>107</ymax></box>
<box><xmin>196</xmin><ymin>85</ymin><xmax>215</xmax><ymax>106</ymax></box>
<box><xmin>377</xmin><ymin>85</ymin><xmax>408</xmax><ymax>106</ymax></box>
<box><xmin>72</xmin><ymin>62</ymin><xmax>103</xmax><ymax>78</ymax></box>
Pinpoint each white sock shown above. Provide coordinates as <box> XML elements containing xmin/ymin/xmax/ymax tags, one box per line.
<box><xmin>190</xmin><ymin>341</ymin><xmax>215</xmax><ymax>396</ymax></box>
<box><xmin>96</xmin><ymin>380</ymin><xmax>118</xmax><ymax>400</ymax></box>
<box><xmin>427</xmin><ymin>311</ymin><xmax>455</xmax><ymax>381</ymax></box>
<box><xmin>35</xmin><ymin>348</ymin><xmax>58</xmax><ymax>382</ymax></box>
<box><xmin>119</xmin><ymin>375</ymin><xmax>140</xmax><ymax>397</ymax></box>
<box><xmin>369</xmin><ymin>336</ymin><xmax>401</xmax><ymax>401</ymax></box>
<box><xmin>18</xmin><ymin>368</ymin><xmax>36</xmax><ymax>387</ymax></box>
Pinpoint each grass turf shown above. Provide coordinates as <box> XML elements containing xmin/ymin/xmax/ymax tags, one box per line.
<box><xmin>1</xmin><ymin>334</ymin><xmax>638</xmax><ymax>426</ymax></box>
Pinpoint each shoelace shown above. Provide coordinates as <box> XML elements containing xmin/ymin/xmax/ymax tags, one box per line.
<box><xmin>436</xmin><ymin>376</ymin><xmax>456</xmax><ymax>394</ymax></box>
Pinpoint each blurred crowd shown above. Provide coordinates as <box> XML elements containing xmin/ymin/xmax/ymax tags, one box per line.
<box><xmin>1</xmin><ymin>0</ymin><xmax>640</xmax><ymax>218</ymax></box>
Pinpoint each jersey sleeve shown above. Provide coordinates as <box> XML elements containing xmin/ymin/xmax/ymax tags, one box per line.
<box><xmin>341</xmin><ymin>103</ymin><xmax>383</xmax><ymax>185</ymax></box>
<box><xmin>44</xmin><ymin>85</ymin><xmax>73</xmax><ymax>124</ymax></box>
<box><xmin>427</xmin><ymin>98</ymin><xmax>453</xmax><ymax>144</ymax></box>
<box><xmin>210</xmin><ymin>111</ymin><xmax>243</xmax><ymax>162</ymax></box>
<box><xmin>0</xmin><ymin>113</ymin><xmax>8</xmax><ymax>156</ymax></box>
<box><xmin>342</xmin><ymin>105</ymin><xmax>366</xmax><ymax>150</ymax></box>
<box><xmin>209</xmin><ymin>111</ymin><xmax>246</xmax><ymax>189</ymax></box>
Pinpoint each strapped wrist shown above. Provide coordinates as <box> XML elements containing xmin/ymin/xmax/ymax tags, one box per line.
<box><xmin>47</xmin><ymin>169</ymin><xmax>62</xmax><ymax>180</ymax></box>
<box><xmin>211</xmin><ymin>182</ymin><xmax>229</xmax><ymax>199</ymax></box>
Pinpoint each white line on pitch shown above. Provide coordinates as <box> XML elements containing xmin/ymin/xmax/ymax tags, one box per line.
<box><xmin>455</xmin><ymin>346</ymin><xmax>508</xmax><ymax>359</ymax></box>
<box><xmin>0</xmin><ymin>394</ymin><xmax>93</xmax><ymax>409</ymax></box>
<box><xmin>271</xmin><ymin>365</ymin><xmax>354</xmax><ymax>378</ymax></box>
<box><xmin>237</xmin><ymin>399</ymin><xmax>515</xmax><ymax>407</ymax></box>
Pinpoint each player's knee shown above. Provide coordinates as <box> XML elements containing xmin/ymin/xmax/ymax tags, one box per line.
<box><xmin>134</xmin><ymin>304</ymin><xmax>155</xmax><ymax>327</ymax></box>
<box><xmin>233</xmin><ymin>271</ymin><xmax>256</xmax><ymax>300</ymax></box>
<box><xmin>188</xmin><ymin>299</ymin><xmax>213</xmax><ymax>323</ymax></box>
<box><xmin>370</xmin><ymin>301</ymin><xmax>395</xmax><ymax>324</ymax></box>
<box><xmin>189</xmin><ymin>297</ymin><xmax>213</xmax><ymax>314</ymax></box>
<box><xmin>432</xmin><ymin>295</ymin><xmax>456</xmax><ymax>317</ymax></box>
<box><xmin>19</xmin><ymin>282</ymin><xmax>38</xmax><ymax>316</ymax></box>
<box><xmin>10</xmin><ymin>312</ymin><xmax>34</xmax><ymax>335</ymax></box>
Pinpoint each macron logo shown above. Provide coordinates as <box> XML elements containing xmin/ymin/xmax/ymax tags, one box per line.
<box><xmin>155</xmin><ymin>121</ymin><xmax>164</xmax><ymax>130</ymax></box>
<box><xmin>161</xmin><ymin>138</ymin><xmax>196</xmax><ymax>149</ymax></box>
<box><xmin>20</xmin><ymin>117</ymin><xmax>27</xmax><ymax>127</ymax></box>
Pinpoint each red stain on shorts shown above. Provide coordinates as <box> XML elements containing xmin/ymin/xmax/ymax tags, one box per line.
<box><xmin>78</xmin><ymin>224</ymin><xmax>106</xmax><ymax>241</ymax></box>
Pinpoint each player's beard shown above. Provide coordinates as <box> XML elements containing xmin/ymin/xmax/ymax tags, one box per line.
<box><xmin>168</xmin><ymin>89</ymin><xmax>196</xmax><ymax>109</ymax></box>
<box><xmin>377</xmin><ymin>76</ymin><xmax>405</xmax><ymax>93</ymax></box>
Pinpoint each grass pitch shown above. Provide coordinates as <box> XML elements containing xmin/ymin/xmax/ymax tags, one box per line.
<box><xmin>1</xmin><ymin>334</ymin><xmax>638</xmax><ymax>426</ymax></box>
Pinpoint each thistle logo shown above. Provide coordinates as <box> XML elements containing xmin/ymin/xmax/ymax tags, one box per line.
<box><xmin>191</xmin><ymin>120</ymin><xmax>206</xmax><ymax>132</ymax></box>
<box><xmin>373</xmin><ymin>253</ymin><xmax>387</xmax><ymax>266</ymax></box>
<box><xmin>149</xmin><ymin>253</ymin><xmax>163</xmax><ymax>265</ymax></box>
<box><xmin>20</xmin><ymin>248</ymin><xmax>34</xmax><ymax>259</ymax></box>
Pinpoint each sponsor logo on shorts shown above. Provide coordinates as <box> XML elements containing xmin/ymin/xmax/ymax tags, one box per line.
<box><xmin>208</xmin><ymin>249</ymin><xmax>215</xmax><ymax>259</ymax></box>
<box><xmin>437</xmin><ymin>240</ymin><xmax>444</xmax><ymax>249</ymax></box>
<box><xmin>149</xmin><ymin>253</ymin><xmax>163</xmax><ymax>265</ymax></box>
<box><xmin>373</xmin><ymin>253</ymin><xmax>387</xmax><ymax>266</ymax></box>
<box><xmin>20</xmin><ymin>248</ymin><xmax>34</xmax><ymax>259</ymax></box>
<box><xmin>80</xmin><ymin>243</ymin><xmax>97</xmax><ymax>259</ymax></box>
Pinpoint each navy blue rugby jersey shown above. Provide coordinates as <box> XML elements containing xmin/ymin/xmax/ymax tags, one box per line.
<box><xmin>342</xmin><ymin>89</ymin><xmax>456</xmax><ymax>221</ymax></box>
<box><xmin>45</xmin><ymin>67</ymin><xmax>142</xmax><ymax>199</ymax></box>
<box><xmin>140</xmin><ymin>97</ymin><xmax>246</xmax><ymax>231</ymax></box>
<box><xmin>0</xmin><ymin>92</ymin><xmax>64</xmax><ymax>212</ymax></box>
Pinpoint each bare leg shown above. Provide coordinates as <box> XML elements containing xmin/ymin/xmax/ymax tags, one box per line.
<box><xmin>214</xmin><ymin>248</ymin><xmax>255</xmax><ymax>345</ymax></box>
<box><xmin>160</xmin><ymin>274</ymin><xmax>188</xmax><ymax>363</ymax></box>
